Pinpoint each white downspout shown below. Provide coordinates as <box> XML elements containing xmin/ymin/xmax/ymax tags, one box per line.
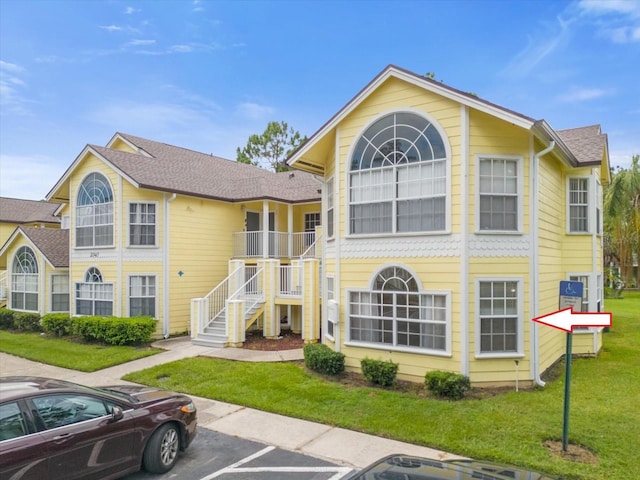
<box><xmin>532</xmin><ymin>140</ymin><xmax>555</xmax><ymax>387</ymax></box>
<box><xmin>163</xmin><ymin>193</ymin><xmax>177</xmax><ymax>338</ymax></box>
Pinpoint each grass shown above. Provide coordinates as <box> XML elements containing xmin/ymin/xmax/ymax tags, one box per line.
<box><xmin>0</xmin><ymin>331</ymin><xmax>162</xmax><ymax>371</ymax></box>
<box><xmin>1</xmin><ymin>293</ymin><xmax>636</xmax><ymax>479</ymax></box>
<box><xmin>123</xmin><ymin>291</ymin><xmax>640</xmax><ymax>480</ymax></box>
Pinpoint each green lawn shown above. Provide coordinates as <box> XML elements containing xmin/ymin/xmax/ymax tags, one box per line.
<box><xmin>0</xmin><ymin>331</ymin><xmax>162</xmax><ymax>371</ymax></box>
<box><xmin>124</xmin><ymin>291</ymin><xmax>640</xmax><ymax>480</ymax></box>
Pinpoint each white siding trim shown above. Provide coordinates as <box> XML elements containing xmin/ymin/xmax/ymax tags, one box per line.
<box><xmin>460</xmin><ymin>104</ymin><xmax>470</xmax><ymax>376</ymax></box>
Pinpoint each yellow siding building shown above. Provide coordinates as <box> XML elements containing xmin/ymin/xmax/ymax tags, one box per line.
<box><xmin>289</xmin><ymin>65</ymin><xmax>610</xmax><ymax>386</ymax></box>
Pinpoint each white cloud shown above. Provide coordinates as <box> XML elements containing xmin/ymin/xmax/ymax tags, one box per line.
<box><xmin>124</xmin><ymin>6</ymin><xmax>140</xmax><ymax>15</ymax></box>
<box><xmin>577</xmin><ymin>0</ymin><xmax>640</xmax><ymax>43</ymax></box>
<box><xmin>0</xmin><ymin>61</ymin><xmax>32</xmax><ymax>114</ymax></box>
<box><xmin>578</xmin><ymin>0</ymin><xmax>640</xmax><ymax>17</ymax></box>
<box><xmin>0</xmin><ymin>153</ymin><xmax>65</xmax><ymax>200</ymax></box>
<box><xmin>126</xmin><ymin>39</ymin><xmax>156</xmax><ymax>47</ymax></box>
<box><xmin>100</xmin><ymin>25</ymin><xmax>123</xmax><ymax>32</ymax></box>
<box><xmin>557</xmin><ymin>86</ymin><xmax>612</xmax><ymax>102</ymax></box>
<box><xmin>235</xmin><ymin>102</ymin><xmax>275</xmax><ymax>120</ymax></box>
<box><xmin>502</xmin><ymin>15</ymin><xmax>573</xmax><ymax>78</ymax></box>
<box><xmin>0</xmin><ymin>60</ymin><xmax>25</xmax><ymax>74</ymax></box>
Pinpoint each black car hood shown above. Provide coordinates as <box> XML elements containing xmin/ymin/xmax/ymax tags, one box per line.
<box><xmin>100</xmin><ymin>385</ymin><xmax>188</xmax><ymax>404</ymax></box>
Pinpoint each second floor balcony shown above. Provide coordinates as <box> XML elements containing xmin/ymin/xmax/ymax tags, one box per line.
<box><xmin>232</xmin><ymin>231</ymin><xmax>316</xmax><ymax>259</ymax></box>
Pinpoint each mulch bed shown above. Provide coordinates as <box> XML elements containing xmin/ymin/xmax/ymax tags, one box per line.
<box><xmin>242</xmin><ymin>329</ymin><xmax>305</xmax><ymax>351</ymax></box>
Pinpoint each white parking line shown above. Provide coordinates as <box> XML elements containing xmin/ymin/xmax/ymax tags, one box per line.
<box><xmin>199</xmin><ymin>445</ymin><xmax>353</xmax><ymax>480</ymax></box>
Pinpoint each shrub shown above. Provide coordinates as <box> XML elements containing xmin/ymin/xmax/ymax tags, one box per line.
<box><xmin>303</xmin><ymin>343</ymin><xmax>345</xmax><ymax>376</ymax></box>
<box><xmin>13</xmin><ymin>312</ymin><xmax>42</xmax><ymax>332</ymax></box>
<box><xmin>72</xmin><ymin>316</ymin><xmax>157</xmax><ymax>345</ymax></box>
<box><xmin>425</xmin><ymin>370</ymin><xmax>471</xmax><ymax>400</ymax></box>
<box><xmin>41</xmin><ymin>313</ymin><xmax>73</xmax><ymax>336</ymax></box>
<box><xmin>361</xmin><ymin>357</ymin><xmax>398</xmax><ymax>387</ymax></box>
<box><xmin>0</xmin><ymin>308</ymin><xmax>15</xmax><ymax>329</ymax></box>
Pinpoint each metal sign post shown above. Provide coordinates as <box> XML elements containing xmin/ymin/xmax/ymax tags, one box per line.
<box><xmin>558</xmin><ymin>280</ymin><xmax>583</xmax><ymax>452</ymax></box>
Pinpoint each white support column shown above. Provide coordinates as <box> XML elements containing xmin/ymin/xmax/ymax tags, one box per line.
<box><xmin>262</xmin><ymin>201</ymin><xmax>269</xmax><ymax>258</ymax></box>
<box><xmin>288</xmin><ymin>203</ymin><xmax>293</xmax><ymax>258</ymax></box>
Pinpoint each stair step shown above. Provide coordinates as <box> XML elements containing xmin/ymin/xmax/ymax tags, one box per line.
<box><xmin>192</xmin><ymin>332</ymin><xmax>227</xmax><ymax>348</ymax></box>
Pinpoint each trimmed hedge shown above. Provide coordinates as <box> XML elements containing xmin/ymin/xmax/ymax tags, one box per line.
<box><xmin>0</xmin><ymin>308</ymin><xmax>15</xmax><ymax>329</ymax></box>
<box><xmin>361</xmin><ymin>357</ymin><xmax>398</xmax><ymax>387</ymax></box>
<box><xmin>41</xmin><ymin>313</ymin><xmax>74</xmax><ymax>337</ymax></box>
<box><xmin>0</xmin><ymin>309</ymin><xmax>157</xmax><ymax>346</ymax></box>
<box><xmin>72</xmin><ymin>316</ymin><xmax>156</xmax><ymax>346</ymax></box>
<box><xmin>425</xmin><ymin>370</ymin><xmax>471</xmax><ymax>400</ymax></box>
<box><xmin>303</xmin><ymin>343</ymin><xmax>345</xmax><ymax>376</ymax></box>
<box><xmin>13</xmin><ymin>312</ymin><xmax>42</xmax><ymax>332</ymax></box>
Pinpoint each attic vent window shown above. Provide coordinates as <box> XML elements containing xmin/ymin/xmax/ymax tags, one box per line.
<box><xmin>349</xmin><ymin>112</ymin><xmax>448</xmax><ymax>234</ymax></box>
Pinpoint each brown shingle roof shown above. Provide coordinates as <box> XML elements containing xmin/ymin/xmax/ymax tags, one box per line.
<box><xmin>557</xmin><ymin>125</ymin><xmax>608</xmax><ymax>166</ymax></box>
<box><xmin>89</xmin><ymin>133</ymin><xmax>320</xmax><ymax>203</ymax></box>
<box><xmin>0</xmin><ymin>197</ymin><xmax>61</xmax><ymax>224</ymax></box>
<box><xmin>19</xmin><ymin>227</ymin><xmax>69</xmax><ymax>268</ymax></box>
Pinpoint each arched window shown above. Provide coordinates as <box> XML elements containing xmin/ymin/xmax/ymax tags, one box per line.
<box><xmin>76</xmin><ymin>172</ymin><xmax>114</xmax><ymax>247</ymax></box>
<box><xmin>11</xmin><ymin>246</ymin><xmax>38</xmax><ymax>311</ymax></box>
<box><xmin>349</xmin><ymin>266</ymin><xmax>449</xmax><ymax>353</ymax></box>
<box><xmin>75</xmin><ymin>267</ymin><xmax>113</xmax><ymax>316</ymax></box>
<box><xmin>349</xmin><ymin>112</ymin><xmax>447</xmax><ymax>234</ymax></box>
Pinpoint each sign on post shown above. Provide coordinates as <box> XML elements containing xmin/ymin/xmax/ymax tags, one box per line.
<box><xmin>559</xmin><ymin>280</ymin><xmax>584</xmax><ymax>312</ymax></box>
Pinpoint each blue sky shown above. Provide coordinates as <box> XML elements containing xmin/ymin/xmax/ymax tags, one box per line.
<box><xmin>1</xmin><ymin>0</ymin><xmax>638</xmax><ymax>201</ymax></box>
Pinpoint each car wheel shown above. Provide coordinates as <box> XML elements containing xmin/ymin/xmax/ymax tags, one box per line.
<box><xmin>143</xmin><ymin>423</ymin><xmax>180</xmax><ymax>473</ymax></box>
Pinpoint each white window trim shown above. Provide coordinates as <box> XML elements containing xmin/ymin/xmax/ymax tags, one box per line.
<box><xmin>474</xmin><ymin>154</ymin><xmax>524</xmax><ymax>234</ymax></box>
<box><xmin>566</xmin><ymin>175</ymin><xmax>595</xmax><ymax>235</ymax></box>
<box><xmin>50</xmin><ymin>273</ymin><xmax>70</xmax><ymax>313</ymax></box>
<box><xmin>127</xmin><ymin>201</ymin><xmax>159</xmax><ymax>248</ymax></box>
<box><xmin>475</xmin><ymin>277</ymin><xmax>524</xmax><ymax>359</ymax></box>
<box><xmin>326</xmin><ymin>176</ymin><xmax>335</xmax><ymax>241</ymax></box>
<box><xmin>568</xmin><ymin>272</ymin><xmax>599</xmax><ymax>333</ymax></box>
<box><xmin>345</xmin><ymin>287</ymin><xmax>452</xmax><ymax>357</ymax></box>
<box><xmin>74</xmin><ymin>172</ymin><xmax>115</xmax><ymax>249</ymax></box>
<box><xmin>127</xmin><ymin>274</ymin><xmax>158</xmax><ymax>319</ymax></box>
<box><xmin>345</xmin><ymin>108</ymin><xmax>452</xmax><ymax>238</ymax></box>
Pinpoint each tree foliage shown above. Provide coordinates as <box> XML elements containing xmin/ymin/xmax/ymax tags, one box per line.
<box><xmin>604</xmin><ymin>154</ymin><xmax>640</xmax><ymax>287</ymax></box>
<box><xmin>236</xmin><ymin>121</ymin><xmax>307</xmax><ymax>172</ymax></box>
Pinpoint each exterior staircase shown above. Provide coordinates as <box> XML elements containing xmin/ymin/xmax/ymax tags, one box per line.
<box><xmin>192</xmin><ymin>300</ymin><xmax>264</xmax><ymax>348</ymax></box>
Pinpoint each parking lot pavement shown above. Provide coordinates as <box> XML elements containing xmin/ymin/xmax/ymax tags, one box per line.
<box><xmin>124</xmin><ymin>427</ymin><xmax>354</xmax><ymax>480</ymax></box>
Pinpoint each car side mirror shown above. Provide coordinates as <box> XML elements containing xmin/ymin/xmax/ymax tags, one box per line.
<box><xmin>110</xmin><ymin>406</ymin><xmax>124</xmax><ymax>422</ymax></box>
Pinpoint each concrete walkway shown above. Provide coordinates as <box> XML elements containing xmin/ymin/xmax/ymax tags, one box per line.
<box><xmin>0</xmin><ymin>336</ymin><xmax>461</xmax><ymax>470</ymax></box>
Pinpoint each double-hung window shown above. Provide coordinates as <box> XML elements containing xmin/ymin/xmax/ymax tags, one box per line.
<box><xmin>129</xmin><ymin>275</ymin><xmax>156</xmax><ymax>317</ymax></box>
<box><xmin>326</xmin><ymin>177</ymin><xmax>335</xmax><ymax>239</ymax></box>
<box><xmin>11</xmin><ymin>246</ymin><xmax>38</xmax><ymax>311</ymax></box>
<box><xmin>129</xmin><ymin>203</ymin><xmax>156</xmax><ymax>246</ymax></box>
<box><xmin>75</xmin><ymin>267</ymin><xmax>113</xmax><ymax>316</ymax></box>
<box><xmin>478</xmin><ymin>156</ymin><xmax>520</xmax><ymax>231</ymax></box>
<box><xmin>349</xmin><ymin>112</ymin><xmax>448</xmax><ymax>235</ymax></box>
<box><xmin>568</xmin><ymin>177</ymin><xmax>589</xmax><ymax>233</ymax></box>
<box><xmin>51</xmin><ymin>274</ymin><xmax>69</xmax><ymax>312</ymax></box>
<box><xmin>76</xmin><ymin>173</ymin><xmax>114</xmax><ymax>247</ymax></box>
<box><xmin>477</xmin><ymin>280</ymin><xmax>522</xmax><ymax>356</ymax></box>
<box><xmin>348</xmin><ymin>266</ymin><xmax>450</xmax><ymax>354</ymax></box>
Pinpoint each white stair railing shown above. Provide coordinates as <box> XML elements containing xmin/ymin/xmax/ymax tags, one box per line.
<box><xmin>228</xmin><ymin>266</ymin><xmax>264</xmax><ymax>317</ymax></box>
<box><xmin>199</xmin><ymin>266</ymin><xmax>242</xmax><ymax>332</ymax></box>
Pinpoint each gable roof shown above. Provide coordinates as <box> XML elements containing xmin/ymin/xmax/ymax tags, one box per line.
<box><xmin>287</xmin><ymin>64</ymin><xmax>609</xmax><ymax>175</ymax></box>
<box><xmin>0</xmin><ymin>197</ymin><xmax>61</xmax><ymax>225</ymax></box>
<box><xmin>0</xmin><ymin>227</ymin><xmax>69</xmax><ymax>268</ymax></box>
<box><xmin>46</xmin><ymin>133</ymin><xmax>321</xmax><ymax>204</ymax></box>
<box><xmin>557</xmin><ymin>125</ymin><xmax>608</xmax><ymax>166</ymax></box>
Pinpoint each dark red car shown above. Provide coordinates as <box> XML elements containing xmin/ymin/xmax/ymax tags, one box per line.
<box><xmin>0</xmin><ymin>376</ymin><xmax>197</xmax><ymax>480</ymax></box>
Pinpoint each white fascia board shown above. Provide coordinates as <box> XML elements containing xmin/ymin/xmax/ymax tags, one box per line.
<box><xmin>46</xmin><ymin>145</ymin><xmax>141</xmax><ymax>202</ymax></box>
<box><xmin>290</xmin><ymin>66</ymin><xmax>535</xmax><ymax>166</ymax></box>
<box><xmin>106</xmin><ymin>133</ymin><xmax>153</xmax><ymax>157</ymax></box>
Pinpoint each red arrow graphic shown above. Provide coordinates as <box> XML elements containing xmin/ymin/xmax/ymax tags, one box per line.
<box><xmin>533</xmin><ymin>308</ymin><xmax>612</xmax><ymax>333</ymax></box>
